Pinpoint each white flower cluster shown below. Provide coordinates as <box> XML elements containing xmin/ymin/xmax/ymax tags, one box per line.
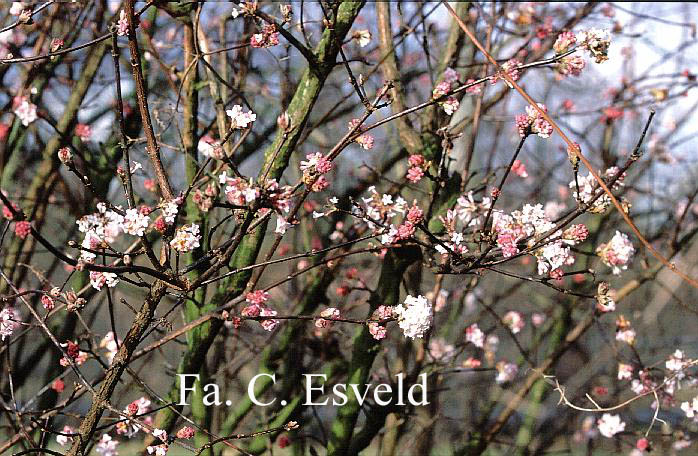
<box><xmin>13</xmin><ymin>96</ymin><xmax>37</xmax><ymax>126</ymax></box>
<box><xmin>77</xmin><ymin>204</ymin><xmax>126</xmax><ymax>262</ymax></box>
<box><xmin>162</xmin><ymin>199</ymin><xmax>181</xmax><ymax>225</ymax></box>
<box><xmin>122</xmin><ymin>208</ymin><xmax>150</xmax><ymax>237</ymax></box>
<box><xmin>465</xmin><ymin>323</ymin><xmax>485</xmax><ymax>348</ymax></box>
<box><xmin>393</xmin><ymin>295</ymin><xmax>433</xmax><ymax>339</ymax></box>
<box><xmin>77</xmin><ymin>203</ymin><xmax>152</xmax><ymax>263</ymax></box>
<box><xmin>596</xmin><ymin>413</ymin><xmax>625</xmax><ymax>438</ymax></box>
<box><xmin>170</xmin><ymin>224</ymin><xmax>201</xmax><ymax>253</ymax></box>
<box><xmin>355</xmin><ymin>186</ymin><xmax>410</xmax><ymax>245</ymax></box>
<box><xmin>226</xmin><ymin>105</ymin><xmax>256</xmax><ymax>129</ymax></box>
<box><xmin>0</xmin><ymin>307</ymin><xmax>19</xmax><ymax>340</ymax></box>
<box><xmin>569</xmin><ymin>167</ymin><xmax>624</xmax><ymax>213</ymax></box>
<box><xmin>682</xmin><ymin>396</ymin><xmax>698</xmax><ymax>421</ymax></box>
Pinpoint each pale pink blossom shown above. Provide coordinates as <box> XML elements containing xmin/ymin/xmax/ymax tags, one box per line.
<box><xmin>465</xmin><ymin>323</ymin><xmax>485</xmax><ymax>348</ymax></box>
<box><xmin>117</xmin><ymin>10</ymin><xmax>128</xmax><ymax>36</ymax></box>
<box><xmin>89</xmin><ymin>271</ymin><xmax>119</xmax><ymax>290</ymax></box>
<box><xmin>0</xmin><ymin>307</ymin><xmax>19</xmax><ymax>340</ymax></box>
<box><xmin>596</xmin><ymin>231</ymin><xmax>634</xmax><ymax>275</ymax></box>
<box><xmin>353</xmin><ymin>29</ymin><xmax>371</xmax><ymax>47</ymax></box>
<box><xmin>56</xmin><ymin>425</ymin><xmax>74</xmax><ymax>446</ymax></box>
<box><xmin>95</xmin><ymin>434</ymin><xmax>119</xmax><ymax>456</ymax></box>
<box><xmin>226</xmin><ymin>105</ymin><xmax>256</xmax><ymax>129</ymax></box>
<box><xmin>13</xmin><ymin>96</ymin><xmax>37</xmax><ymax>126</ymax></box>
<box><xmin>495</xmin><ymin>361</ymin><xmax>518</xmax><ymax>383</ymax></box>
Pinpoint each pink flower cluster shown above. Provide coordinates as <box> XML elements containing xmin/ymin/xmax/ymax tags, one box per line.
<box><xmin>300</xmin><ymin>152</ymin><xmax>333</xmax><ymax>192</ymax></box>
<box><xmin>515</xmin><ymin>103</ymin><xmax>553</xmax><ymax>138</ymax></box>
<box><xmin>192</xmin><ymin>184</ymin><xmax>218</xmax><ymax>213</ymax></box>
<box><xmin>368</xmin><ymin>305</ymin><xmax>394</xmax><ymax>340</ymax></box>
<box><xmin>491</xmin><ymin>59</ymin><xmax>522</xmax><ymax>86</ymax></box>
<box><xmin>116</xmin><ymin>397</ymin><xmax>152</xmax><ymax>437</ymax></box>
<box><xmin>492</xmin><ymin>204</ymin><xmax>587</xmax><ymax>277</ymax></box>
<box><xmin>432</xmin><ymin>81</ymin><xmax>459</xmax><ymax>115</ymax></box>
<box><xmin>242</xmin><ymin>290</ymin><xmax>280</xmax><ymax>331</ymax></box>
<box><xmin>198</xmin><ymin>135</ymin><xmax>223</xmax><ymax>160</ymax></box>
<box><xmin>596</xmin><ymin>231</ymin><xmax>634</xmax><ymax>275</ymax></box>
<box><xmin>251</xmin><ymin>24</ymin><xmax>280</xmax><ymax>48</ymax></box>
<box><xmin>116</xmin><ymin>10</ymin><xmax>128</xmax><ymax>36</ymax></box>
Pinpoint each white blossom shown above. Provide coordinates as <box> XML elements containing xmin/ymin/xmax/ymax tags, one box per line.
<box><xmin>681</xmin><ymin>396</ymin><xmax>698</xmax><ymax>420</ymax></box>
<box><xmin>0</xmin><ymin>307</ymin><xmax>19</xmax><ymax>340</ymax></box>
<box><xmin>597</xmin><ymin>413</ymin><xmax>625</xmax><ymax>438</ymax></box>
<box><xmin>13</xmin><ymin>97</ymin><xmax>37</xmax><ymax>126</ymax></box>
<box><xmin>122</xmin><ymin>208</ymin><xmax>149</xmax><ymax>237</ymax></box>
<box><xmin>393</xmin><ymin>295</ymin><xmax>433</xmax><ymax>339</ymax></box>
<box><xmin>354</xmin><ymin>29</ymin><xmax>371</xmax><ymax>47</ymax></box>
<box><xmin>465</xmin><ymin>323</ymin><xmax>485</xmax><ymax>348</ymax></box>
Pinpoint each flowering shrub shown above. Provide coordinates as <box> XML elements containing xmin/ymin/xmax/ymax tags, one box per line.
<box><xmin>2</xmin><ymin>2</ymin><xmax>698</xmax><ymax>455</ymax></box>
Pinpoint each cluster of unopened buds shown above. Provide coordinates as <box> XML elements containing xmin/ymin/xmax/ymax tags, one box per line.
<box><xmin>192</xmin><ymin>183</ymin><xmax>218</xmax><ymax>212</ymax></box>
<box><xmin>251</xmin><ymin>24</ymin><xmax>280</xmax><ymax>48</ymax></box>
<box><xmin>2</xmin><ymin>200</ymin><xmax>32</xmax><ymax>239</ymax></box>
<box><xmin>491</xmin><ymin>59</ymin><xmax>522</xmax><ymax>87</ymax></box>
<box><xmin>405</xmin><ymin>154</ymin><xmax>429</xmax><ymax>184</ymax></box>
<box><xmin>515</xmin><ymin>103</ymin><xmax>553</xmax><ymax>138</ymax></box>
<box><xmin>59</xmin><ymin>340</ymin><xmax>88</xmax><ymax>367</ymax></box>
